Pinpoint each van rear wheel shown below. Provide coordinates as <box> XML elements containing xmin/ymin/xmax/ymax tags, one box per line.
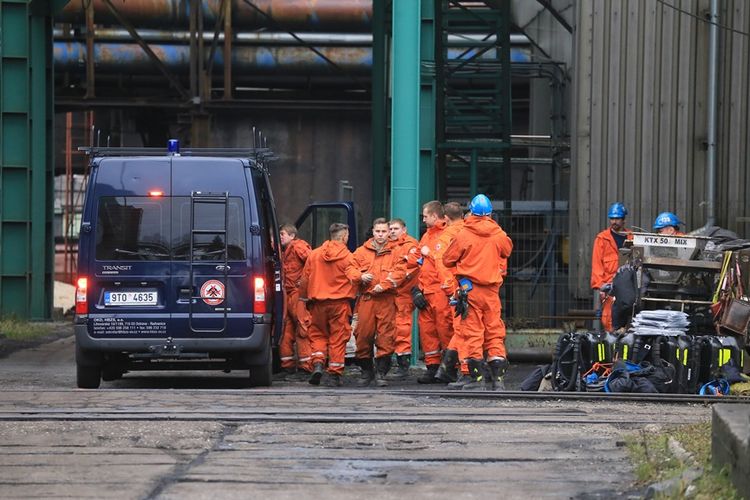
<box><xmin>248</xmin><ymin>347</ymin><xmax>272</xmax><ymax>387</ymax></box>
<box><xmin>75</xmin><ymin>343</ymin><xmax>102</xmax><ymax>389</ymax></box>
<box><xmin>77</xmin><ymin>363</ymin><xmax>102</xmax><ymax>389</ymax></box>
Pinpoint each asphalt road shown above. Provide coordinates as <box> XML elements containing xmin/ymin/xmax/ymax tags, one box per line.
<box><xmin>0</xmin><ymin>332</ymin><xmax>714</xmax><ymax>499</ymax></box>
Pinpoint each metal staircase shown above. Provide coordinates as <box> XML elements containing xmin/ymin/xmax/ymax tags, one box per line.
<box><xmin>435</xmin><ymin>0</ymin><xmax>512</xmax><ymax>201</ymax></box>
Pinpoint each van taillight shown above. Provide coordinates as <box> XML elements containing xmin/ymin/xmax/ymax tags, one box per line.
<box><xmin>75</xmin><ymin>277</ymin><xmax>88</xmax><ymax>315</ymax></box>
<box><xmin>254</xmin><ymin>277</ymin><xmax>266</xmax><ymax>314</ymax></box>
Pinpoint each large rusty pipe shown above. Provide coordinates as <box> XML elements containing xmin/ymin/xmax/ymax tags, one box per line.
<box><xmin>54</xmin><ymin>41</ymin><xmax>528</xmax><ymax>77</ymax></box>
<box><xmin>57</xmin><ymin>0</ymin><xmax>372</xmax><ymax>31</ymax></box>
<box><xmin>54</xmin><ymin>41</ymin><xmax>372</xmax><ymax>75</ymax></box>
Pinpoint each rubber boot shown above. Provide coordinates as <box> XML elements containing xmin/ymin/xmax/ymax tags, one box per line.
<box><xmin>374</xmin><ymin>356</ymin><xmax>391</xmax><ymax>387</ymax></box>
<box><xmin>461</xmin><ymin>359</ymin><xmax>488</xmax><ymax>391</ymax></box>
<box><xmin>487</xmin><ymin>358</ymin><xmax>509</xmax><ymax>391</ymax></box>
<box><xmin>447</xmin><ymin>373</ymin><xmax>473</xmax><ymax>390</ymax></box>
<box><xmin>387</xmin><ymin>354</ymin><xmax>411</xmax><ymax>380</ymax></box>
<box><xmin>435</xmin><ymin>349</ymin><xmax>459</xmax><ymax>383</ymax></box>
<box><xmin>417</xmin><ymin>364</ymin><xmax>440</xmax><ymax>384</ymax></box>
<box><xmin>308</xmin><ymin>363</ymin><xmax>324</xmax><ymax>386</ymax></box>
<box><xmin>356</xmin><ymin>358</ymin><xmax>375</xmax><ymax>387</ymax></box>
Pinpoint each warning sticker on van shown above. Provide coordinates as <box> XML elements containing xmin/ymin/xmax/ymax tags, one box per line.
<box><xmin>200</xmin><ymin>280</ymin><xmax>225</xmax><ymax>306</ymax></box>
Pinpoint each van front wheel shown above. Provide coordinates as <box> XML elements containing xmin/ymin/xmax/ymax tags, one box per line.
<box><xmin>248</xmin><ymin>346</ymin><xmax>272</xmax><ymax>388</ymax></box>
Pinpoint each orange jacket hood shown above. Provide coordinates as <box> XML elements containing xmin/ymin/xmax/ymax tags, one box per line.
<box><xmin>320</xmin><ymin>239</ymin><xmax>351</xmax><ymax>262</ymax></box>
<box><xmin>463</xmin><ymin>215</ymin><xmax>504</xmax><ymax>238</ymax></box>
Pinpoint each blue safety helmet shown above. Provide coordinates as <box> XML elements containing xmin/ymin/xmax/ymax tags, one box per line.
<box><xmin>653</xmin><ymin>211</ymin><xmax>682</xmax><ymax>230</ymax></box>
<box><xmin>607</xmin><ymin>202</ymin><xmax>628</xmax><ymax>219</ymax></box>
<box><xmin>468</xmin><ymin>194</ymin><xmax>493</xmax><ymax>216</ymax></box>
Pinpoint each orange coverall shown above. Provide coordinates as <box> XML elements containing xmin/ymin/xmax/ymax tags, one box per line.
<box><xmin>280</xmin><ymin>238</ymin><xmax>312</xmax><ymax>371</ymax></box>
<box><xmin>590</xmin><ymin>228</ymin><xmax>631</xmax><ymax>332</ymax></box>
<box><xmin>443</xmin><ymin>216</ymin><xmax>513</xmax><ymax>361</ymax></box>
<box><xmin>300</xmin><ymin>240</ymin><xmax>358</xmax><ymax>375</ymax></box>
<box><xmin>417</xmin><ymin>220</ymin><xmax>455</xmax><ymax>366</ymax></box>
<box><xmin>350</xmin><ymin>238</ymin><xmax>406</xmax><ymax>360</ymax></box>
<box><xmin>390</xmin><ymin>233</ymin><xmax>421</xmax><ymax>356</ymax></box>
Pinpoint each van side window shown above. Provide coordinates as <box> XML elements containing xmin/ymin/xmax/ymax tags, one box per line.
<box><xmin>252</xmin><ymin>170</ymin><xmax>277</xmax><ymax>259</ymax></box>
<box><xmin>95</xmin><ymin>197</ymin><xmax>170</xmax><ymax>260</ymax></box>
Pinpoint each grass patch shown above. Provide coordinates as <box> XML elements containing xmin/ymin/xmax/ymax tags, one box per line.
<box><xmin>0</xmin><ymin>317</ymin><xmax>55</xmax><ymax>341</ymax></box>
<box><xmin>627</xmin><ymin>420</ymin><xmax>740</xmax><ymax>499</ymax></box>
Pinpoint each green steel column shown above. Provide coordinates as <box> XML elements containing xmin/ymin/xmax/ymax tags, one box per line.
<box><xmin>391</xmin><ymin>0</ymin><xmax>422</xmax><ymax>365</ymax></box>
<box><xmin>371</xmin><ymin>0</ymin><xmax>387</xmax><ymax>218</ymax></box>
<box><xmin>0</xmin><ymin>0</ymin><xmax>54</xmax><ymax>319</ymax></box>
<box><xmin>390</xmin><ymin>0</ymin><xmax>420</xmax><ymax>234</ymax></box>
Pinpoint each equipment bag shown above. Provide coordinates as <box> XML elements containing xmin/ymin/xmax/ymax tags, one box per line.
<box><xmin>671</xmin><ymin>335</ymin><xmax>701</xmax><ymax>394</ymax></box>
<box><xmin>697</xmin><ymin>335</ymin><xmax>744</xmax><ymax>386</ymax></box>
<box><xmin>615</xmin><ymin>332</ymin><xmax>657</xmax><ymax>364</ymax></box>
<box><xmin>551</xmin><ymin>332</ymin><xmax>585</xmax><ymax>392</ymax></box>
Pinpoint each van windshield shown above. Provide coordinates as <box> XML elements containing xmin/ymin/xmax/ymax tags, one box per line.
<box><xmin>95</xmin><ymin>196</ymin><xmax>246</xmax><ymax>261</ymax></box>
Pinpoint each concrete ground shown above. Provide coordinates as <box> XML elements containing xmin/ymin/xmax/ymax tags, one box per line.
<box><xmin>0</xmin><ymin>328</ymin><xmax>717</xmax><ymax>499</ymax></box>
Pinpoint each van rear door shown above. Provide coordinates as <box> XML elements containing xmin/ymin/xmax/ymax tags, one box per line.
<box><xmin>170</xmin><ymin>157</ymin><xmax>254</xmax><ymax>337</ymax></box>
<box><xmin>87</xmin><ymin>158</ymin><xmax>172</xmax><ymax>338</ymax></box>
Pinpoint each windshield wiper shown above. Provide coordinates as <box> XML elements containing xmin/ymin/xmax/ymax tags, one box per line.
<box><xmin>114</xmin><ymin>248</ymin><xmax>170</xmax><ymax>258</ymax></box>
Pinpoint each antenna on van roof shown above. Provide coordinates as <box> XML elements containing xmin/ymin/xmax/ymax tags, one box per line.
<box><xmin>252</xmin><ymin>126</ymin><xmax>257</xmax><ymax>149</ymax></box>
<box><xmin>96</xmin><ymin>129</ymin><xmax>101</xmax><ymax>148</ymax></box>
<box><xmin>107</xmin><ymin>135</ymin><xmax>111</xmax><ymax>148</ymax></box>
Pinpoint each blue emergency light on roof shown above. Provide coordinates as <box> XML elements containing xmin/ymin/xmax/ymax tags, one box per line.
<box><xmin>167</xmin><ymin>139</ymin><xmax>180</xmax><ymax>155</ymax></box>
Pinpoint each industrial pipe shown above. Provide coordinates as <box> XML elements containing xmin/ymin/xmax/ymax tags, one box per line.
<box><xmin>53</xmin><ymin>28</ymin><xmax>532</xmax><ymax>47</ymax></box>
<box><xmin>53</xmin><ymin>28</ymin><xmax>373</xmax><ymax>45</ymax></box>
<box><xmin>54</xmin><ymin>41</ymin><xmax>372</xmax><ymax>75</ymax></box>
<box><xmin>54</xmin><ymin>41</ymin><xmax>529</xmax><ymax>75</ymax></box>
<box><xmin>57</xmin><ymin>0</ymin><xmax>373</xmax><ymax>31</ymax></box>
<box><xmin>706</xmin><ymin>0</ymin><xmax>718</xmax><ymax>227</ymax></box>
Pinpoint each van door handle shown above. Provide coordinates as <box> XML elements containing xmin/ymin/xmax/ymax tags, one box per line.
<box><xmin>215</xmin><ymin>265</ymin><xmax>231</xmax><ymax>271</ymax></box>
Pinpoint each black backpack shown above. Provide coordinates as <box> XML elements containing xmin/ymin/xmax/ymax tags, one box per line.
<box><xmin>551</xmin><ymin>333</ymin><xmax>585</xmax><ymax>392</ymax></box>
<box><xmin>611</xmin><ymin>264</ymin><xmax>638</xmax><ymax>330</ymax></box>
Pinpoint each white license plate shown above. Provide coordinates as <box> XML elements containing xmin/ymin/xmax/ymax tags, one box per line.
<box><xmin>104</xmin><ymin>291</ymin><xmax>158</xmax><ymax>306</ymax></box>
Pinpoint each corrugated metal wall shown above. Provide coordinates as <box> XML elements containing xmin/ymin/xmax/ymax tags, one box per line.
<box><xmin>571</xmin><ymin>0</ymin><xmax>750</xmax><ymax>296</ymax></box>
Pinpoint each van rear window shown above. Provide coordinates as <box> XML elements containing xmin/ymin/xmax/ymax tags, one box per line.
<box><xmin>95</xmin><ymin>197</ymin><xmax>246</xmax><ymax>261</ymax></box>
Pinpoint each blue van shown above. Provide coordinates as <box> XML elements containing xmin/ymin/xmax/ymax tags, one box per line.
<box><xmin>74</xmin><ymin>142</ymin><xmax>288</xmax><ymax>388</ymax></box>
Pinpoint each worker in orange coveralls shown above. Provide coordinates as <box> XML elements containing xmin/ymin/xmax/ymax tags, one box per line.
<box><xmin>278</xmin><ymin>224</ymin><xmax>312</xmax><ymax>380</ymax></box>
<box><xmin>350</xmin><ymin>218</ymin><xmax>406</xmax><ymax>387</ymax></box>
<box><xmin>591</xmin><ymin>202</ymin><xmax>632</xmax><ymax>332</ymax></box>
<box><xmin>434</xmin><ymin>202</ymin><xmax>466</xmax><ymax>384</ymax></box>
<box><xmin>415</xmin><ymin>201</ymin><xmax>455</xmax><ymax>384</ymax></box>
<box><xmin>387</xmin><ymin>218</ymin><xmax>420</xmax><ymax>380</ymax></box>
<box><xmin>300</xmin><ymin>223</ymin><xmax>359</xmax><ymax>387</ymax></box>
<box><xmin>443</xmin><ymin>194</ymin><xmax>513</xmax><ymax>391</ymax></box>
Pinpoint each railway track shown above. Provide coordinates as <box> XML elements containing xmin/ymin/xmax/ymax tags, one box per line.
<box><xmin>0</xmin><ymin>388</ymin><xmax>742</xmax><ymax>424</ymax></box>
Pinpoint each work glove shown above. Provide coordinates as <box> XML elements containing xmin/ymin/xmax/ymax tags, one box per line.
<box><xmin>452</xmin><ymin>288</ymin><xmax>469</xmax><ymax>320</ymax></box>
<box><xmin>411</xmin><ymin>286</ymin><xmax>428</xmax><ymax>310</ymax></box>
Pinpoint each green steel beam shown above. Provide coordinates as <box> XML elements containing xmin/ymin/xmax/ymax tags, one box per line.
<box><xmin>419</xmin><ymin>0</ymin><xmax>436</xmax><ymax>205</ymax></box>
<box><xmin>0</xmin><ymin>0</ymin><xmax>54</xmax><ymax>319</ymax></box>
<box><xmin>371</xmin><ymin>0</ymin><xmax>387</xmax><ymax>218</ymax></box>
